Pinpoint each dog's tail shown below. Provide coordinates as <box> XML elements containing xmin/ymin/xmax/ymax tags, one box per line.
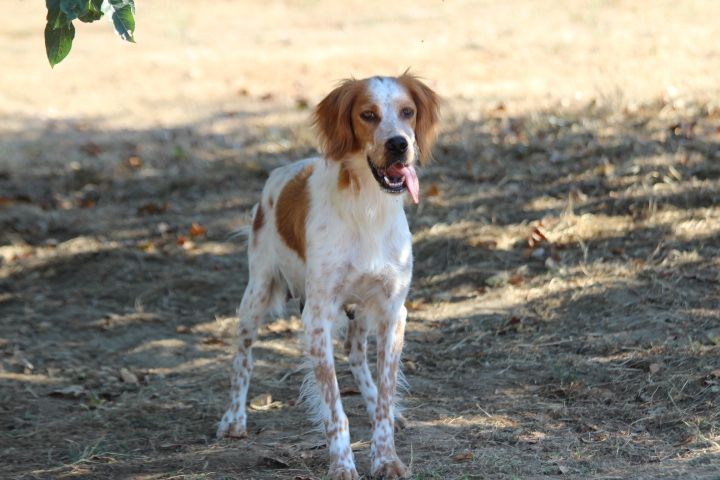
<box><xmin>225</xmin><ymin>204</ymin><xmax>257</xmax><ymax>242</ymax></box>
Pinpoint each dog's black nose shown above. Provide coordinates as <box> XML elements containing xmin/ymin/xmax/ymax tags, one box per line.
<box><xmin>385</xmin><ymin>136</ymin><xmax>408</xmax><ymax>155</ymax></box>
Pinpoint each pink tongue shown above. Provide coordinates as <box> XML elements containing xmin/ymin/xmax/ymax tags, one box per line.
<box><xmin>387</xmin><ymin>163</ymin><xmax>420</xmax><ymax>204</ymax></box>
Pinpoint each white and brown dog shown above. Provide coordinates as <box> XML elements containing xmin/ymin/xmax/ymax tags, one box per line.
<box><xmin>217</xmin><ymin>73</ymin><xmax>439</xmax><ymax>479</ymax></box>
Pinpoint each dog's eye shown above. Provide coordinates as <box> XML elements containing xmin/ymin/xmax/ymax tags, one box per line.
<box><xmin>401</xmin><ymin>107</ymin><xmax>415</xmax><ymax>118</ymax></box>
<box><xmin>360</xmin><ymin>110</ymin><xmax>377</xmax><ymax>122</ymax></box>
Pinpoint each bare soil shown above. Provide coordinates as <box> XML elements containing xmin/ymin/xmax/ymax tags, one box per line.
<box><xmin>1</xmin><ymin>1</ymin><xmax>719</xmax><ymax>479</ymax></box>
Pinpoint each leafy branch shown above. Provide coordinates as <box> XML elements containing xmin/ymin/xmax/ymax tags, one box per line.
<box><xmin>45</xmin><ymin>0</ymin><xmax>136</xmax><ymax>67</ymax></box>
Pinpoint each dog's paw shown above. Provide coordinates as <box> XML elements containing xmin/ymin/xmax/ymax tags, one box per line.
<box><xmin>216</xmin><ymin>411</ymin><xmax>247</xmax><ymax>439</ymax></box>
<box><xmin>371</xmin><ymin>457</ymin><xmax>408</xmax><ymax>479</ymax></box>
<box><xmin>328</xmin><ymin>465</ymin><xmax>359</xmax><ymax>480</ymax></box>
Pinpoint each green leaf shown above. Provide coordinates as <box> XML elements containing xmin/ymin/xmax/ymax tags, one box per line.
<box><xmin>111</xmin><ymin>4</ymin><xmax>135</xmax><ymax>42</ymax></box>
<box><xmin>46</xmin><ymin>0</ymin><xmax>65</xmax><ymax>29</ymax></box>
<box><xmin>45</xmin><ymin>18</ymin><xmax>75</xmax><ymax>67</ymax></box>
<box><xmin>108</xmin><ymin>0</ymin><xmax>134</xmax><ymax>9</ymax></box>
<box><xmin>60</xmin><ymin>0</ymin><xmax>88</xmax><ymax>21</ymax></box>
<box><xmin>79</xmin><ymin>0</ymin><xmax>104</xmax><ymax>22</ymax></box>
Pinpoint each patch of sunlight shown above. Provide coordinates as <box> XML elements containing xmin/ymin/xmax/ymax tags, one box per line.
<box><xmin>88</xmin><ymin>312</ymin><xmax>163</xmax><ymax>330</ymax></box>
<box><xmin>191</xmin><ymin>315</ymin><xmax>236</xmax><ymax>337</ymax></box>
<box><xmin>183</xmin><ymin>241</ymin><xmax>242</xmax><ymax>257</ymax></box>
<box><xmin>547</xmin><ymin>213</ymin><xmax>633</xmax><ymax>245</ymax></box>
<box><xmin>518</xmin><ymin>430</ymin><xmax>547</xmax><ymax>443</ymax></box>
<box><xmin>415</xmin><ymin>413</ymin><xmax>519</xmax><ymax>429</ymax></box>
<box><xmin>415</xmin><ymin>220</ymin><xmax>523</xmax><ymax>251</ymax></box>
<box><xmin>149</xmin><ymin>356</ymin><xmax>218</xmax><ymax>376</ymax></box>
<box><xmin>0</xmin><ymin>236</ymin><xmax>119</xmax><ymax>277</ymax></box>
<box><xmin>526</xmin><ymin>194</ymin><xmax>566</xmax><ymax>212</ymax></box>
<box><xmin>587</xmin><ymin>352</ymin><xmax>635</xmax><ymax>364</ymax></box>
<box><xmin>255</xmin><ymin>338</ymin><xmax>303</xmax><ymax>358</ymax></box>
<box><xmin>0</xmin><ymin>372</ymin><xmax>62</xmax><ymax>384</ymax></box>
<box><xmin>130</xmin><ymin>338</ymin><xmax>187</xmax><ymax>354</ymax></box>
<box><xmin>672</xmin><ymin>218</ymin><xmax>720</xmax><ymax>242</ymax></box>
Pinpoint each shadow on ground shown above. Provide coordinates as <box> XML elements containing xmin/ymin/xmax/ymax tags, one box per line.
<box><xmin>1</xmin><ymin>97</ymin><xmax>719</xmax><ymax>479</ymax></box>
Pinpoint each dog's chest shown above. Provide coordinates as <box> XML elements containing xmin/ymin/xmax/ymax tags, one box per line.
<box><xmin>334</xmin><ymin>226</ymin><xmax>413</xmax><ymax>303</ymax></box>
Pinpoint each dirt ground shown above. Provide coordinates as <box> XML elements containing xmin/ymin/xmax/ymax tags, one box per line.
<box><xmin>1</xmin><ymin>1</ymin><xmax>719</xmax><ymax>479</ymax></box>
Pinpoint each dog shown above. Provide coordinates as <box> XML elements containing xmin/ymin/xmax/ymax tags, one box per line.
<box><xmin>217</xmin><ymin>73</ymin><xmax>439</xmax><ymax>479</ymax></box>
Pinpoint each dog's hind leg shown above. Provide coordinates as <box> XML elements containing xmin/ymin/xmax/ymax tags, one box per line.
<box><xmin>345</xmin><ymin>308</ymin><xmax>378</xmax><ymax>422</ymax></box>
<box><xmin>217</xmin><ymin>273</ymin><xmax>279</xmax><ymax>439</ymax></box>
<box><xmin>345</xmin><ymin>308</ymin><xmax>407</xmax><ymax>431</ymax></box>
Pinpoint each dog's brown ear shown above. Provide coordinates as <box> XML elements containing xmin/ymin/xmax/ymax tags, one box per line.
<box><xmin>398</xmin><ymin>74</ymin><xmax>440</xmax><ymax>164</ymax></box>
<box><xmin>313</xmin><ymin>79</ymin><xmax>364</xmax><ymax>161</ymax></box>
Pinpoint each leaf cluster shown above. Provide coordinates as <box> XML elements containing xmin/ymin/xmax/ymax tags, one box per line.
<box><xmin>45</xmin><ymin>0</ymin><xmax>135</xmax><ymax>67</ymax></box>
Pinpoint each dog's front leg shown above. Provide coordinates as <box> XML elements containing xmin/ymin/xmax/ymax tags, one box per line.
<box><xmin>304</xmin><ymin>299</ymin><xmax>358</xmax><ymax>480</ymax></box>
<box><xmin>371</xmin><ymin>303</ymin><xmax>408</xmax><ymax>479</ymax></box>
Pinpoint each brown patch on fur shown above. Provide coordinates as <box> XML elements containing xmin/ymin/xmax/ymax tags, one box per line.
<box><xmin>252</xmin><ymin>204</ymin><xmax>264</xmax><ymax>233</ymax></box>
<box><xmin>276</xmin><ymin>164</ymin><xmax>314</xmax><ymax>260</ymax></box>
<box><xmin>314</xmin><ymin>79</ymin><xmax>374</xmax><ymax>161</ymax></box>
<box><xmin>337</xmin><ymin>163</ymin><xmax>360</xmax><ymax>191</ymax></box>
<box><xmin>397</xmin><ymin>73</ymin><xmax>440</xmax><ymax>164</ymax></box>
<box><xmin>314</xmin><ymin>361</ymin><xmax>339</xmax><ymax>408</ymax></box>
<box><xmin>338</xmin><ymin>165</ymin><xmax>351</xmax><ymax>189</ymax></box>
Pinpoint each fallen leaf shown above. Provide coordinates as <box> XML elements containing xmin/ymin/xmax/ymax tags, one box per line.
<box><xmin>404</xmin><ymin>360</ymin><xmax>418</xmax><ymax>373</ymax></box>
<box><xmin>405</xmin><ymin>298</ymin><xmax>425</xmax><ymax>311</ymax></box>
<box><xmin>0</xmin><ymin>196</ymin><xmax>16</xmax><ymax>207</ymax></box>
<box><xmin>451</xmin><ymin>450</ymin><xmax>473</xmax><ymax>462</ymax></box>
<box><xmin>527</xmin><ymin>223</ymin><xmax>548</xmax><ymax>248</ymax></box>
<box><xmin>250</xmin><ymin>393</ymin><xmax>273</xmax><ymax>409</ymax></box>
<box><xmin>176</xmin><ymin>235</ymin><xmax>188</xmax><ymax>246</ymax></box>
<box><xmin>126</xmin><ymin>156</ymin><xmax>143</xmax><ymax>168</ymax></box>
<box><xmin>189</xmin><ymin>223</ymin><xmax>207</xmax><ymax>237</ymax></box>
<box><xmin>340</xmin><ymin>387</ymin><xmax>360</xmax><ymax>395</ymax></box>
<box><xmin>119</xmin><ymin>368</ymin><xmax>139</xmax><ymax>385</ymax></box>
<box><xmin>137</xmin><ymin>202</ymin><xmax>168</xmax><ymax>216</ymax></box>
<box><xmin>673</xmin><ymin>435</ymin><xmax>697</xmax><ymax>447</ymax></box>
<box><xmin>138</xmin><ymin>241</ymin><xmax>157</xmax><ymax>254</ymax></box>
<box><xmin>509</xmin><ymin>274</ymin><xmax>525</xmax><ymax>286</ymax></box>
<box><xmin>426</xmin><ymin>184</ymin><xmax>440</xmax><ymax>197</ymax></box>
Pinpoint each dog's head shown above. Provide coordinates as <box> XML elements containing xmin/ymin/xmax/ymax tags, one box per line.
<box><xmin>313</xmin><ymin>73</ymin><xmax>440</xmax><ymax>203</ymax></box>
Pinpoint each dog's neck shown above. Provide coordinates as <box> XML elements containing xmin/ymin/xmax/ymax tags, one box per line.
<box><xmin>318</xmin><ymin>153</ymin><xmax>406</xmax><ymax>229</ymax></box>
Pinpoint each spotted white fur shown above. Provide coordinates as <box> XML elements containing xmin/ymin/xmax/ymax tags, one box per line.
<box><xmin>217</xmin><ymin>74</ymin><xmax>439</xmax><ymax>480</ymax></box>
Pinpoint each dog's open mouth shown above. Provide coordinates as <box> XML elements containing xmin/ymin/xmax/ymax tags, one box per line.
<box><xmin>367</xmin><ymin>157</ymin><xmax>420</xmax><ymax>204</ymax></box>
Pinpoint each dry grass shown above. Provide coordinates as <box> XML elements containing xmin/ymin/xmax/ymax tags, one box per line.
<box><xmin>1</xmin><ymin>1</ymin><xmax>720</xmax><ymax>479</ymax></box>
